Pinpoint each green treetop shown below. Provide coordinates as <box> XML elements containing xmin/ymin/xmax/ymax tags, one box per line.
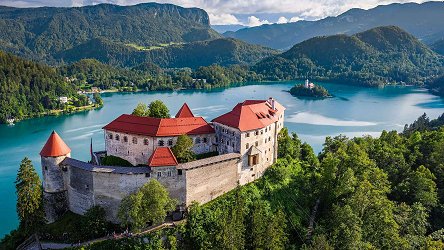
<box><xmin>132</xmin><ymin>102</ymin><xmax>150</xmax><ymax>117</ymax></box>
<box><xmin>118</xmin><ymin>179</ymin><xmax>176</xmax><ymax>232</ymax></box>
<box><xmin>148</xmin><ymin>100</ymin><xmax>170</xmax><ymax>118</ymax></box>
<box><xmin>15</xmin><ymin>157</ymin><xmax>44</xmax><ymax>233</ymax></box>
<box><xmin>172</xmin><ymin>135</ymin><xmax>196</xmax><ymax>163</ymax></box>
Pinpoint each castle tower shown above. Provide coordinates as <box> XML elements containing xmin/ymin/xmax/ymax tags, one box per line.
<box><xmin>40</xmin><ymin>131</ymin><xmax>71</xmax><ymax>223</ymax></box>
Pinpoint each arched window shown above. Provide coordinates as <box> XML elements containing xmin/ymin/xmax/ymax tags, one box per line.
<box><xmin>144</xmin><ymin>139</ymin><xmax>149</xmax><ymax>145</ymax></box>
<box><xmin>158</xmin><ymin>140</ymin><xmax>165</xmax><ymax>146</ymax></box>
<box><xmin>168</xmin><ymin>139</ymin><xmax>173</xmax><ymax>146</ymax></box>
<box><xmin>108</xmin><ymin>134</ymin><xmax>113</xmax><ymax>140</ymax></box>
<box><xmin>115</xmin><ymin>134</ymin><xmax>120</xmax><ymax>141</ymax></box>
<box><xmin>203</xmin><ymin>137</ymin><xmax>208</xmax><ymax>143</ymax></box>
<box><xmin>123</xmin><ymin>136</ymin><xmax>128</xmax><ymax>143</ymax></box>
<box><xmin>195</xmin><ymin>138</ymin><xmax>201</xmax><ymax>144</ymax></box>
<box><xmin>132</xmin><ymin>137</ymin><xmax>137</xmax><ymax>144</ymax></box>
<box><xmin>246</xmin><ymin>143</ymin><xmax>249</xmax><ymax>149</ymax></box>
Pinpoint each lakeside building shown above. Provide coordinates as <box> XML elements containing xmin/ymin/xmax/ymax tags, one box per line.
<box><xmin>40</xmin><ymin>98</ymin><xmax>285</xmax><ymax>223</ymax></box>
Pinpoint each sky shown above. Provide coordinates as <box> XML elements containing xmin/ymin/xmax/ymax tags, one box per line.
<box><xmin>0</xmin><ymin>0</ymin><xmax>428</xmax><ymax>26</ymax></box>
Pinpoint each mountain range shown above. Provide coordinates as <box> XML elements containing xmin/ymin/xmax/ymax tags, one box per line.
<box><xmin>225</xmin><ymin>2</ymin><xmax>444</xmax><ymax>50</ymax></box>
<box><xmin>253</xmin><ymin>26</ymin><xmax>444</xmax><ymax>86</ymax></box>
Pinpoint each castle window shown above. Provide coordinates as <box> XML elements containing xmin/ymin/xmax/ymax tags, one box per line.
<box><xmin>116</xmin><ymin>134</ymin><xmax>120</xmax><ymax>141</ymax></box>
<box><xmin>269</xmin><ymin>136</ymin><xmax>271</xmax><ymax>142</ymax></box>
<box><xmin>178</xmin><ymin>169</ymin><xmax>183</xmax><ymax>175</ymax></box>
<box><xmin>108</xmin><ymin>134</ymin><xmax>113</xmax><ymax>139</ymax></box>
<box><xmin>168</xmin><ymin>171</ymin><xmax>172</xmax><ymax>177</ymax></box>
<box><xmin>44</xmin><ymin>166</ymin><xmax>48</xmax><ymax>170</ymax></box>
<box><xmin>145</xmin><ymin>173</ymin><xmax>150</xmax><ymax>178</ymax></box>
<box><xmin>248</xmin><ymin>154</ymin><xmax>259</xmax><ymax>166</ymax></box>
<box><xmin>261</xmin><ymin>130</ymin><xmax>264</xmax><ymax>135</ymax></box>
<box><xmin>85</xmin><ymin>184</ymin><xmax>89</xmax><ymax>190</ymax></box>
<box><xmin>168</xmin><ymin>139</ymin><xmax>173</xmax><ymax>146</ymax></box>
<box><xmin>254</xmin><ymin>131</ymin><xmax>258</xmax><ymax>136</ymax></box>
<box><xmin>232</xmin><ymin>131</ymin><xmax>235</xmax><ymax>136</ymax></box>
<box><xmin>144</xmin><ymin>139</ymin><xmax>149</xmax><ymax>145</ymax></box>
<box><xmin>265</xmin><ymin>128</ymin><xmax>268</xmax><ymax>132</ymax></box>
<box><xmin>132</xmin><ymin>137</ymin><xmax>137</xmax><ymax>144</ymax></box>
<box><xmin>226</xmin><ymin>141</ymin><xmax>229</xmax><ymax>146</ymax></box>
<box><xmin>246</xmin><ymin>133</ymin><xmax>250</xmax><ymax>138</ymax></box>
<box><xmin>255</xmin><ymin>141</ymin><xmax>258</xmax><ymax>147</ymax></box>
<box><xmin>158</xmin><ymin>140</ymin><xmax>165</xmax><ymax>146</ymax></box>
<box><xmin>123</xmin><ymin>136</ymin><xmax>128</xmax><ymax>143</ymax></box>
<box><xmin>246</xmin><ymin>143</ymin><xmax>249</xmax><ymax>149</ymax></box>
<box><xmin>203</xmin><ymin>137</ymin><xmax>208</xmax><ymax>143</ymax></box>
<box><xmin>157</xmin><ymin>172</ymin><xmax>162</xmax><ymax>177</ymax></box>
<box><xmin>195</xmin><ymin>138</ymin><xmax>201</xmax><ymax>144</ymax></box>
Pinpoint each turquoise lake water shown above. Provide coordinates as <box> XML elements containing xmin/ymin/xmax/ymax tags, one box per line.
<box><xmin>1</xmin><ymin>81</ymin><xmax>444</xmax><ymax>237</ymax></box>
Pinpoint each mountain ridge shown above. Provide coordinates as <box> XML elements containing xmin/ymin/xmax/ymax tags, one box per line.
<box><xmin>253</xmin><ymin>26</ymin><xmax>443</xmax><ymax>86</ymax></box>
<box><xmin>225</xmin><ymin>2</ymin><xmax>444</xmax><ymax>50</ymax></box>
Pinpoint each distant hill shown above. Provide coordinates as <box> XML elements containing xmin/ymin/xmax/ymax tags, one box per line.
<box><xmin>253</xmin><ymin>26</ymin><xmax>443</xmax><ymax>86</ymax></box>
<box><xmin>56</xmin><ymin>37</ymin><xmax>278</xmax><ymax>68</ymax></box>
<box><xmin>212</xmin><ymin>24</ymin><xmax>248</xmax><ymax>33</ymax></box>
<box><xmin>431</xmin><ymin>39</ymin><xmax>444</xmax><ymax>56</ymax></box>
<box><xmin>0</xmin><ymin>3</ymin><xmax>220</xmax><ymax>63</ymax></box>
<box><xmin>225</xmin><ymin>2</ymin><xmax>444</xmax><ymax>50</ymax></box>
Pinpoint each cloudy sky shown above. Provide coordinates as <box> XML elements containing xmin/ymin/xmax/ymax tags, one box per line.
<box><xmin>0</xmin><ymin>0</ymin><xmax>427</xmax><ymax>26</ymax></box>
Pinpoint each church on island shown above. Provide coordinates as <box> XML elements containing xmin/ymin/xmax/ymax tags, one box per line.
<box><xmin>40</xmin><ymin>98</ymin><xmax>285</xmax><ymax>223</ymax></box>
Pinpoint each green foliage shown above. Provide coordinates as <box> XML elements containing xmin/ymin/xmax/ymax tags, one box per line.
<box><xmin>290</xmin><ymin>84</ymin><xmax>332</xmax><ymax>98</ymax></box>
<box><xmin>58</xmin><ymin>37</ymin><xmax>277</xmax><ymax>69</ymax></box>
<box><xmin>0</xmin><ymin>51</ymin><xmax>75</xmax><ymax>123</ymax></box>
<box><xmin>101</xmin><ymin>155</ymin><xmax>133</xmax><ymax>167</ymax></box>
<box><xmin>15</xmin><ymin>157</ymin><xmax>44</xmax><ymax>233</ymax></box>
<box><xmin>92</xmin><ymin>93</ymin><xmax>103</xmax><ymax>106</ymax></box>
<box><xmin>81</xmin><ymin>206</ymin><xmax>108</xmax><ymax>239</ymax></box>
<box><xmin>171</xmin><ymin>135</ymin><xmax>195</xmax><ymax>163</ymax></box>
<box><xmin>118</xmin><ymin>180</ymin><xmax>177</xmax><ymax>232</ymax></box>
<box><xmin>0</xmin><ymin>3</ymin><xmax>219</xmax><ymax>64</ymax></box>
<box><xmin>254</xmin><ymin>26</ymin><xmax>444</xmax><ymax>87</ymax></box>
<box><xmin>148</xmin><ymin>100</ymin><xmax>170</xmax><ymax>118</ymax></box>
<box><xmin>132</xmin><ymin>103</ymin><xmax>150</xmax><ymax>117</ymax></box>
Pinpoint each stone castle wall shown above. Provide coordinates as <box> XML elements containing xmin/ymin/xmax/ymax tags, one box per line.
<box><xmin>49</xmin><ymin>154</ymin><xmax>239</xmax><ymax>223</ymax></box>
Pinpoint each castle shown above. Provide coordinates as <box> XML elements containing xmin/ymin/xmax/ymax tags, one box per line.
<box><xmin>40</xmin><ymin>98</ymin><xmax>285</xmax><ymax>223</ymax></box>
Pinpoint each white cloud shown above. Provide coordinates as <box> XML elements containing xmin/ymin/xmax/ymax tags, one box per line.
<box><xmin>208</xmin><ymin>13</ymin><xmax>241</xmax><ymax>25</ymax></box>
<box><xmin>276</xmin><ymin>16</ymin><xmax>288</xmax><ymax>24</ymax></box>
<box><xmin>247</xmin><ymin>16</ymin><xmax>270</xmax><ymax>27</ymax></box>
<box><xmin>289</xmin><ymin>16</ymin><xmax>302</xmax><ymax>22</ymax></box>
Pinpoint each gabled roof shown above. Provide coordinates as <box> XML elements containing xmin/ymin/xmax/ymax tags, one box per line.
<box><xmin>148</xmin><ymin>147</ymin><xmax>178</xmax><ymax>167</ymax></box>
<box><xmin>212</xmin><ymin>98</ymin><xmax>285</xmax><ymax>132</ymax></box>
<box><xmin>175</xmin><ymin>103</ymin><xmax>194</xmax><ymax>118</ymax></box>
<box><xmin>103</xmin><ymin>114</ymin><xmax>214</xmax><ymax>137</ymax></box>
<box><xmin>40</xmin><ymin>131</ymin><xmax>71</xmax><ymax>157</ymax></box>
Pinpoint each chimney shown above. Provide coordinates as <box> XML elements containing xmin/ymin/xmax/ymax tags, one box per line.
<box><xmin>268</xmin><ymin>97</ymin><xmax>275</xmax><ymax>110</ymax></box>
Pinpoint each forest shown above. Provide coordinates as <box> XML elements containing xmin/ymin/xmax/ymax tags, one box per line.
<box><xmin>254</xmin><ymin>26</ymin><xmax>444</xmax><ymax>87</ymax></box>
<box><xmin>22</xmin><ymin>113</ymin><xmax>442</xmax><ymax>250</ymax></box>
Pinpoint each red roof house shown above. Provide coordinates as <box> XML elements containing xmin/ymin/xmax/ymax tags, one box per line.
<box><xmin>212</xmin><ymin>98</ymin><xmax>285</xmax><ymax>132</ymax></box>
<box><xmin>40</xmin><ymin>131</ymin><xmax>71</xmax><ymax>157</ymax></box>
<box><xmin>148</xmin><ymin>147</ymin><xmax>178</xmax><ymax>167</ymax></box>
<box><xmin>103</xmin><ymin>115</ymin><xmax>214</xmax><ymax>137</ymax></box>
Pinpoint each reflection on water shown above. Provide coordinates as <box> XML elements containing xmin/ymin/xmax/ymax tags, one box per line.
<box><xmin>0</xmin><ymin>81</ymin><xmax>444</xmax><ymax>237</ymax></box>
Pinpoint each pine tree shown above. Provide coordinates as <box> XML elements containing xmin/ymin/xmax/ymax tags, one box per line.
<box><xmin>15</xmin><ymin>157</ymin><xmax>44</xmax><ymax>233</ymax></box>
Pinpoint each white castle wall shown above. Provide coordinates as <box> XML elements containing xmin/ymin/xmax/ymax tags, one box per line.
<box><xmin>105</xmin><ymin>130</ymin><xmax>215</xmax><ymax>166</ymax></box>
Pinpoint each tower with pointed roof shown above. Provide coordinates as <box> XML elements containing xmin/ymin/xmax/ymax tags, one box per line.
<box><xmin>40</xmin><ymin>131</ymin><xmax>71</xmax><ymax>223</ymax></box>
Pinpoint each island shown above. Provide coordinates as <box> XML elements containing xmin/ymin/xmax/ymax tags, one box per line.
<box><xmin>289</xmin><ymin>80</ymin><xmax>332</xmax><ymax>98</ymax></box>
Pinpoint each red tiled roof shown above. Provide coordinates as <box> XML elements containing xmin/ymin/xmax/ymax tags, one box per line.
<box><xmin>175</xmin><ymin>103</ymin><xmax>194</xmax><ymax>118</ymax></box>
<box><xmin>212</xmin><ymin>98</ymin><xmax>285</xmax><ymax>132</ymax></box>
<box><xmin>103</xmin><ymin>114</ymin><xmax>214</xmax><ymax>137</ymax></box>
<box><xmin>148</xmin><ymin>147</ymin><xmax>178</xmax><ymax>167</ymax></box>
<box><xmin>40</xmin><ymin>131</ymin><xmax>71</xmax><ymax>157</ymax></box>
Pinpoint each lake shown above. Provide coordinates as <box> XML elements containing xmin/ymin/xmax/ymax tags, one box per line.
<box><xmin>1</xmin><ymin>81</ymin><xmax>444</xmax><ymax>237</ymax></box>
